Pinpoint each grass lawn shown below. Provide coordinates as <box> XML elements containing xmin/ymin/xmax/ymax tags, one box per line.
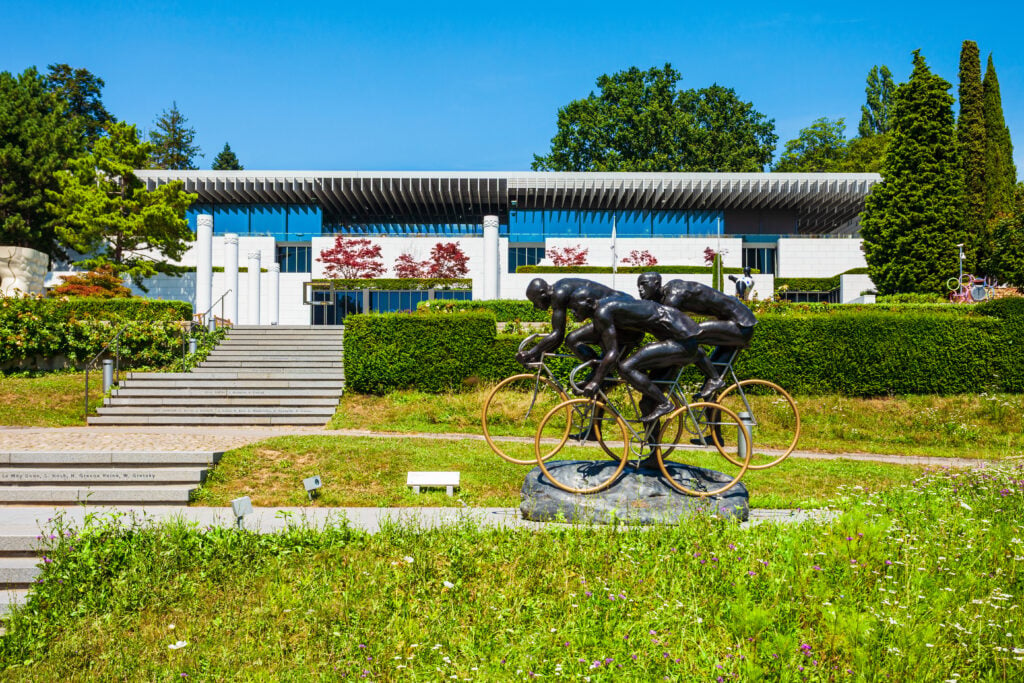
<box><xmin>2</xmin><ymin>466</ymin><xmax>1022</xmax><ymax>680</ymax></box>
<box><xmin>192</xmin><ymin>435</ymin><xmax>930</xmax><ymax>509</ymax></box>
<box><xmin>0</xmin><ymin>372</ymin><xmax>101</xmax><ymax>427</ymax></box>
<box><xmin>329</xmin><ymin>386</ymin><xmax>1024</xmax><ymax>461</ymax></box>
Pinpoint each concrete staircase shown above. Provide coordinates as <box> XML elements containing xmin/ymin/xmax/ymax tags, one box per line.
<box><xmin>89</xmin><ymin>325</ymin><xmax>345</xmax><ymax>426</ymax></box>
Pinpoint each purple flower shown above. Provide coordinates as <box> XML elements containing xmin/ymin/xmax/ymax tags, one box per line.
<box><xmin>812</xmin><ymin>565</ymin><xmax>822</xmax><ymax>571</ymax></box>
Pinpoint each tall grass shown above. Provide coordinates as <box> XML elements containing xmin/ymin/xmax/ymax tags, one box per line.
<box><xmin>2</xmin><ymin>465</ymin><xmax>1023</xmax><ymax>680</ymax></box>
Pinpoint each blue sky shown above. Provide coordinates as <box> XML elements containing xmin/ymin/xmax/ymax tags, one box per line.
<box><xmin>3</xmin><ymin>1</ymin><xmax>1022</xmax><ymax>175</ymax></box>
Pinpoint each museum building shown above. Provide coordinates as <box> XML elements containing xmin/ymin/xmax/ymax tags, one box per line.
<box><xmin>133</xmin><ymin>170</ymin><xmax>881</xmax><ymax>325</ymax></box>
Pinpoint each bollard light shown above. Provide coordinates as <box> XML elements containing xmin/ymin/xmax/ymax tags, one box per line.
<box><xmin>231</xmin><ymin>496</ymin><xmax>253</xmax><ymax>529</ymax></box>
<box><xmin>737</xmin><ymin>411</ymin><xmax>755</xmax><ymax>463</ymax></box>
<box><xmin>101</xmin><ymin>359</ymin><xmax>114</xmax><ymax>394</ymax></box>
<box><xmin>303</xmin><ymin>475</ymin><xmax>322</xmax><ymax>501</ymax></box>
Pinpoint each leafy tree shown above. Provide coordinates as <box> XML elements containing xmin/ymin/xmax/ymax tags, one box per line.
<box><xmin>212</xmin><ymin>142</ymin><xmax>243</xmax><ymax>170</ymax></box>
<box><xmin>860</xmin><ymin>51</ymin><xmax>966</xmax><ymax>295</ymax></box>
<box><xmin>531</xmin><ymin>64</ymin><xmax>776</xmax><ymax>172</ymax></box>
<box><xmin>49</xmin><ymin>122</ymin><xmax>197</xmax><ymax>287</ymax></box>
<box><xmin>149</xmin><ymin>101</ymin><xmax>202</xmax><ymax>170</ymax></box>
<box><xmin>394</xmin><ymin>252</ymin><xmax>428</xmax><ymax>278</ymax></box>
<box><xmin>318</xmin><ymin>236</ymin><xmax>384</xmax><ymax>278</ymax></box>
<box><xmin>983</xmin><ymin>55</ymin><xmax>1018</xmax><ymax>222</ymax></box>
<box><xmin>958</xmin><ymin>41</ymin><xmax>988</xmax><ymax>268</ymax></box>
<box><xmin>839</xmin><ymin>134</ymin><xmax>890</xmax><ymax>172</ymax></box>
<box><xmin>773</xmin><ymin>118</ymin><xmax>848</xmax><ymax>172</ymax></box>
<box><xmin>0</xmin><ymin>67</ymin><xmax>82</xmax><ymax>258</ymax></box>
<box><xmin>623</xmin><ymin>250</ymin><xmax>657</xmax><ymax>266</ymax></box>
<box><xmin>44</xmin><ymin>64</ymin><xmax>114</xmax><ymax>149</ymax></box>
<box><xmin>988</xmin><ymin>213</ymin><xmax>1024</xmax><ymax>287</ymax></box>
<box><xmin>858</xmin><ymin>65</ymin><xmax>895</xmax><ymax>137</ymax></box>
<box><xmin>546</xmin><ymin>245</ymin><xmax>588</xmax><ymax>267</ymax></box>
<box><xmin>49</xmin><ymin>265</ymin><xmax>132</xmax><ymax>298</ymax></box>
<box><xmin>427</xmin><ymin>242</ymin><xmax>470</xmax><ymax>278</ymax></box>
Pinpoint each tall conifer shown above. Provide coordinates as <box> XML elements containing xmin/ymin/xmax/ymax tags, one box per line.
<box><xmin>957</xmin><ymin>41</ymin><xmax>987</xmax><ymax>268</ymax></box>
<box><xmin>860</xmin><ymin>51</ymin><xmax>966</xmax><ymax>294</ymax></box>
<box><xmin>983</xmin><ymin>55</ymin><xmax>1018</xmax><ymax>222</ymax></box>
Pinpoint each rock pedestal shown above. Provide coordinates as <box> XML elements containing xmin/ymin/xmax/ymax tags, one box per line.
<box><xmin>0</xmin><ymin>246</ymin><xmax>48</xmax><ymax>296</ymax></box>
<box><xmin>521</xmin><ymin>460</ymin><xmax>748</xmax><ymax>524</ymax></box>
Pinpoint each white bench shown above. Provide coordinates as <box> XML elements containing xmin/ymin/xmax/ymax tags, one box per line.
<box><xmin>406</xmin><ymin>471</ymin><xmax>460</xmax><ymax>496</ymax></box>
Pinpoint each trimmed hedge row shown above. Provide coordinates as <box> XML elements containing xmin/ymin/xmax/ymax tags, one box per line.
<box><xmin>774</xmin><ymin>268</ymin><xmax>871</xmax><ymax>293</ymax></box>
<box><xmin>1</xmin><ymin>297</ymin><xmax>194</xmax><ymax>369</ymax></box>
<box><xmin>417</xmin><ymin>299</ymin><xmax>550</xmax><ymax>322</ymax></box>
<box><xmin>344</xmin><ymin>304</ymin><xmax>1024</xmax><ymax>396</ymax></box>
<box><xmin>312</xmin><ymin>278</ymin><xmax>471</xmax><ymax>291</ymax></box>
<box><xmin>516</xmin><ymin>265</ymin><xmax>753</xmax><ymax>274</ymax></box>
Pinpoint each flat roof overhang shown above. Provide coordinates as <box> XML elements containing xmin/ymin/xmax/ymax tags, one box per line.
<box><xmin>135</xmin><ymin>171</ymin><xmax>880</xmax><ymax>233</ymax></box>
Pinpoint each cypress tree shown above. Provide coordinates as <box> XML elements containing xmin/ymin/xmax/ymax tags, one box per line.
<box><xmin>983</xmin><ymin>55</ymin><xmax>1018</xmax><ymax>222</ymax></box>
<box><xmin>957</xmin><ymin>41</ymin><xmax>987</xmax><ymax>268</ymax></box>
<box><xmin>212</xmin><ymin>142</ymin><xmax>243</xmax><ymax>170</ymax></box>
<box><xmin>858</xmin><ymin>65</ymin><xmax>895</xmax><ymax>138</ymax></box>
<box><xmin>860</xmin><ymin>51</ymin><xmax>966</xmax><ymax>294</ymax></box>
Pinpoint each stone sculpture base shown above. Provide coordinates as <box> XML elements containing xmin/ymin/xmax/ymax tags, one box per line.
<box><xmin>520</xmin><ymin>460</ymin><xmax>749</xmax><ymax>524</ymax></box>
<box><xmin>0</xmin><ymin>246</ymin><xmax>48</xmax><ymax>297</ymax></box>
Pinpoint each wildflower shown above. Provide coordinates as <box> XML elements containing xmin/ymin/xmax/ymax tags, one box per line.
<box><xmin>443</xmin><ymin>581</ymin><xmax>455</xmax><ymax>589</ymax></box>
<box><xmin>168</xmin><ymin>640</ymin><xmax>188</xmax><ymax>650</ymax></box>
<box><xmin>404</xmin><ymin>556</ymin><xmax>414</xmax><ymax>563</ymax></box>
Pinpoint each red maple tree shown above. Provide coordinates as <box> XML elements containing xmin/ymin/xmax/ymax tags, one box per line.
<box><xmin>318</xmin><ymin>236</ymin><xmax>385</xmax><ymax>278</ymax></box>
<box><xmin>394</xmin><ymin>252</ymin><xmax>429</xmax><ymax>278</ymax></box>
<box><xmin>622</xmin><ymin>250</ymin><xmax>658</xmax><ymax>267</ymax></box>
<box><xmin>426</xmin><ymin>242</ymin><xmax>470</xmax><ymax>278</ymax></box>
<box><xmin>547</xmin><ymin>245</ymin><xmax>589</xmax><ymax>267</ymax></box>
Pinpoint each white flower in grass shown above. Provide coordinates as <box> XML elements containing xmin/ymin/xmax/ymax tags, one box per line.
<box><xmin>168</xmin><ymin>640</ymin><xmax>188</xmax><ymax>650</ymax></box>
<box><xmin>404</xmin><ymin>556</ymin><xmax>414</xmax><ymax>563</ymax></box>
<box><xmin>443</xmin><ymin>581</ymin><xmax>455</xmax><ymax>589</ymax></box>
<box><xmin>168</xmin><ymin>624</ymin><xmax>175</xmax><ymax>630</ymax></box>
<box><xmin>960</xmin><ymin>501</ymin><xmax>972</xmax><ymax>511</ymax></box>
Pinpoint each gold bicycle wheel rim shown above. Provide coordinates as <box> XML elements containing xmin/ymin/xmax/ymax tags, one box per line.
<box><xmin>482</xmin><ymin>374</ymin><xmax>569</xmax><ymax>465</ymax></box>
<box><xmin>657</xmin><ymin>401</ymin><xmax>751</xmax><ymax>498</ymax></box>
<box><xmin>592</xmin><ymin>389</ymin><xmax>682</xmax><ymax>462</ymax></box>
<box><xmin>714</xmin><ymin>379</ymin><xmax>801</xmax><ymax>470</ymax></box>
<box><xmin>535</xmin><ymin>399</ymin><xmax>629</xmax><ymax>495</ymax></box>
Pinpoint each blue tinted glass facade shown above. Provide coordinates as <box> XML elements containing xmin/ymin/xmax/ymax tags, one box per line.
<box><xmin>508</xmin><ymin>245</ymin><xmax>545</xmax><ymax>273</ymax></box>
<box><xmin>187</xmin><ymin>205</ymin><xmax>323</xmax><ymax>239</ymax></box>
<box><xmin>325</xmin><ymin>223</ymin><xmax>482</xmax><ymax>235</ymax></box>
<box><xmin>277</xmin><ymin>246</ymin><xmax>311</xmax><ymax>273</ymax></box>
<box><xmin>506</xmin><ymin>210</ymin><xmax>723</xmax><ymax>240</ymax></box>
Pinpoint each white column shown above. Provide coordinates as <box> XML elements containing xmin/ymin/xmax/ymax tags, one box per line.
<box><xmin>483</xmin><ymin>215</ymin><xmax>500</xmax><ymax>300</ymax></box>
<box><xmin>195</xmin><ymin>215</ymin><xmax>213</xmax><ymax>320</ymax></box>
<box><xmin>224</xmin><ymin>234</ymin><xmax>239</xmax><ymax>325</ymax></box>
<box><xmin>247</xmin><ymin>251</ymin><xmax>261</xmax><ymax>325</ymax></box>
<box><xmin>268</xmin><ymin>263</ymin><xmax>280</xmax><ymax>325</ymax></box>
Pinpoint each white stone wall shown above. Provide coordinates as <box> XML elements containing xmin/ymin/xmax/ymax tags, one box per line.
<box><xmin>542</xmin><ymin>237</ymin><xmax>743</xmax><ymax>269</ymax></box>
<box><xmin>840</xmin><ymin>273</ymin><xmax>876</xmax><ymax>304</ymax></box>
<box><xmin>501</xmin><ymin>272</ymin><xmax>774</xmax><ymax>302</ymax></box>
<box><xmin>776</xmin><ymin>238</ymin><xmax>867</xmax><ymax>278</ymax></box>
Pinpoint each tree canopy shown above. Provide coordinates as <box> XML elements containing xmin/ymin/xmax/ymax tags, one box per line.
<box><xmin>44</xmin><ymin>64</ymin><xmax>115</xmax><ymax>149</ymax></box>
<box><xmin>49</xmin><ymin>122</ymin><xmax>197</xmax><ymax>286</ymax></box>
<box><xmin>958</xmin><ymin>41</ymin><xmax>988</xmax><ymax>269</ymax></box>
<box><xmin>983</xmin><ymin>55</ymin><xmax>1018</xmax><ymax>223</ymax></box>
<box><xmin>858</xmin><ymin>66</ymin><xmax>895</xmax><ymax>138</ymax></box>
<box><xmin>773</xmin><ymin>118</ymin><xmax>848</xmax><ymax>172</ymax></box>
<box><xmin>860</xmin><ymin>51</ymin><xmax>966</xmax><ymax>295</ymax></box>
<box><xmin>149</xmin><ymin>101</ymin><xmax>202</xmax><ymax>170</ymax></box>
<box><xmin>531</xmin><ymin>64</ymin><xmax>776</xmax><ymax>172</ymax></box>
<box><xmin>212</xmin><ymin>142</ymin><xmax>243</xmax><ymax>170</ymax></box>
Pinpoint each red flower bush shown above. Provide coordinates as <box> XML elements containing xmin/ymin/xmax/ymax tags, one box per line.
<box><xmin>318</xmin><ymin>236</ymin><xmax>385</xmax><ymax>279</ymax></box>
<box><xmin>547</xmin><ymin>245</ymin><xmax>589</xmax><ymax>267</ymax></box>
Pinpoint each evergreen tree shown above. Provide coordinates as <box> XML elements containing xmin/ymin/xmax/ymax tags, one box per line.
<box><xmin>149</xmin><ymin>101</ymin><xmax>202</xmax><ymax>169</ymax></box>
<box><xmin>860</xmin><ymin>51</ymin><xmax>966</xmax><ymax>295</ymax></box>
<box><xmin>957</xmin><ymin>41</ymin><xmax>987</xmax><ymax>268</ymax></box>
<box><xmin>212</xmin><ymin>142</ymin><xmax>243</xmax><ymax>170</ymax></box>
<box><xmin>50</xmin><ymin>122</ymin><xmax>197</xmax><ymax>286</ymax></box>
<box><xmin>983</xmin><ymin>55</ymin><xmax>1018</xmax><ymax>222</ymax></box>
<box><xmin>988</xmin><ymin>213</ymin><xmax>1024</xmax><ymax>287</ymax></box>
<box><xmin>858</xmin><ymin>65</ymin><xmax>895</xmax><ymax>138</ymax></box>
<box><xmin>44</xmin><ymin>64</ymin><xmax>115</xmax><ymax>149</ymax></box>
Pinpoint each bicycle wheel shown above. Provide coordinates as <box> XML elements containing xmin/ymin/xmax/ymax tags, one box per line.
<box><xmin>482</xmin><ymin>374</ymin><xmax>569</xmax><ymax>465</ymax></box>
<box><xmin>946</xmin><ymin>277</ymin><xmax>963</xmax><ymax>292</ymax></box>
<box><xmin>535</xmin><ymin>398</ymin><xmax>629</xmax><ymax>495</ymax></box>
<box><xmin>713</xmin><ymin>380</ymin><xmax>800</xmax><ymax>469</ymax></box>
<box><xmin>657</xmin><ymin>402</ymin><xmax>752</xmax><ymax>497</ymax></box>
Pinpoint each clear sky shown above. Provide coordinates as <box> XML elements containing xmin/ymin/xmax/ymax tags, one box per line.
<box><xmin>2</xmin><ymin>1</ymin><xmax>1022</xmax><ymax>175</ymax></box>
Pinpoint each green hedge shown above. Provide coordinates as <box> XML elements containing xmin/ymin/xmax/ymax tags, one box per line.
<box><xmin>344</xmin><ymin>304</ymin><xmax>1024</xmax><ymax>396</ymax></box>
<box><xmin>312</xmin><ymin>278</ymin><xmax>471</xmax><ymax>291</ymax></box>
<box><xmin>516</xmin><ymin>265</ymin><xmax>754</xmax><ymax>274</ymax></box>
<box><xmin>417</xmin><ymin>299</ymin><xmax>550</xmax><ymax>322</ymax></box>
<box><xmin>774</xmin><ymin>268</ymin><xmax>871</xmax><ymax>293</ymax></box>
<box><xmin>1</xmin><ymin>297</ymin><xmax>194</xmax><ymax>369</ymax></box>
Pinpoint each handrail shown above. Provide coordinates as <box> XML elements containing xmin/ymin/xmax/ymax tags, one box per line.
<box><xmin>194</xmin><ymin>289</ymin><xmax>232</xmax><ymax>329</ymax></box>
<box><xmin>83</xmin><ymin>322</ymin><xmax>133</xmax><ymax>422</ymax></box>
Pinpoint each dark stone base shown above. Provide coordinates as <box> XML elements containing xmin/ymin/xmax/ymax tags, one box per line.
<box><xmin>520</xmin><ymin>460</ymin><xmax>749</xmax><ymax>524</ymax></box>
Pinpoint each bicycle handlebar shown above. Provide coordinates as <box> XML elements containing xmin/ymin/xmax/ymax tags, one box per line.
<box><xmin>517</xmin><ymin>333</ymin><xmax>543</xmax><ymax>354</ymax></box>
<box><xmin>568</xmin><ymin>360</ymin><xmax>599</xmax><ymax>394</ymax></box>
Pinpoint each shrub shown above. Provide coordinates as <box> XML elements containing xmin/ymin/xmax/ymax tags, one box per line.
<box><xmin>876</xmin><ymin>292</ymin><xmax>947</xmax><ymax>304</ymax></box>
<box><xmin>48</xmin><ymin>266</ymin><xmax>132</xmax><ymax>298</ymax></box>
<box><xmin>417</xmin><ymin>299</ymin><xmax>550</xmax><ymax>322</ymax></box>
<box><xmin>312</xmin><ymin>278</ymin><xmax>471</xmax><ymax>291</ymax></box>
<box><xmin>547</xmin><ymin>245</ymin><xmax>589</xmax><ymax>267</ymax></box>
<box><xmin>318</xmin><ymin>236</ymin><xmax>384</xmax><ymax>278</ymax></box>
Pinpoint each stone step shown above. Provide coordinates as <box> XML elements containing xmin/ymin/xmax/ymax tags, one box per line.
<box><xmin>127</xmin><ymin>371</ymin><xmax>345</xmax><ymax>381</ymax></box>
<box><xmin>103</xmin><ymin>397</ymin><xmax>339</xmax><ymax>407</ymax></box>
<box><xmin>1</xmin><ymin>588</ymin><xmax>30</xmax><ymax>618</ymax></box>
<box><xmin>231</xmin><ymin>325</ymin><xmax>343</xmax><ymax>330</ymax></box>
<box><xmin>96</xmin><ymin>405</ymin><xmax>335</xmax><ymax>416</ymax></box>
<box><xmin>0</xmin><ymin>536</ymin><xmax>39</xmax><ymax>554</ymax></box>
<box><xmin>207</xmin><ymin>349</ymin><xmax>343</xmax><ymax>356</ymax></box>
<box><xmin>0</xmin><ymin>452</ymin><xmax>221</xmax><ymax>466</ymax></box>
<box><xmin>0</xmin><ymin>559</ymin><xmax>39</xmax><ymax>588</ymax></box>
<box><xmin>116</xmin><ymin>379</ymin><xmax>344</xmax><ymax>389</ymax></box>
<box><xmin>196</xmin><ymin>361</ymin><xmax>344</xmax><ymax>369</ymax></box>
<box><xmin>0</xmin><ymin>468</ymin><xmax>206</xmax><ymax>485</ymax></box>
<box><xmin>87</xmin><ymin>415</ymin><xmax>330</xmax><ymax>426</ymax></box>
<box><xmin>215</xmin><ymin>345</ymin><xmax>344</xmax><ymax>352</ymax></box>
<box><xmin>112</xmin><ymin>387</ymin><xmax>343</xmax><ymax>398</ymax></box>
<box><xmin>0</xmin><ymin>485</ymin><xmax>196</xmax><ymax>505</ymax></box>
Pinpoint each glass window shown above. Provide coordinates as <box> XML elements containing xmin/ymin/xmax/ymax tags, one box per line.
<box><xmin>689</xmin><ymin>211</ymin><xmax>724</xmax><ymax>235</ymax></box>
<box><xmin>508</xmin><ymin>244</ymin><xmax>545</xmax><ymax>273</ymax></box>
<box><xmin>742</xmin><ymin>247</ymin><xmax>776</xmax><ymax>275</ymax></box>
<box><xmin>251</xmin><ymin>205</ymin><xmax>286</xmax><ymax>237</ymax></box>
<box><xmin>213</xmin><ymin>206</ymin><xmax>249</xmax><ymax>235</ymax></box>
<box><xmin>287</xmin><ymin>206</ymin><xmax>322</xmax><ymax>239</ymax></box>
<box><xmin>542</xmin><ymin>211</ymin><xmax>580</xmax><ymax>237</ymax></box>
<box><xmin>507</xmin><ymin>211</ymin><xmax>543</xmax><ymax>241</ymax></box>
<box><xmin>652</xmin><ymin>211</ymin><xmax>688</xmax><ymax>237</ymax></box>
<box><xmin>277</xmin><ymin>245</ymin><xmax>311</xmax><ymax>273</ymax></box>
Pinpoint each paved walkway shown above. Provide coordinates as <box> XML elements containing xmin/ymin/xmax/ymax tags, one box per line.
<box><xmin>0</xmin><ymin>424</ymin><xmax>999</xmax><ymax>470</ymax></box>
